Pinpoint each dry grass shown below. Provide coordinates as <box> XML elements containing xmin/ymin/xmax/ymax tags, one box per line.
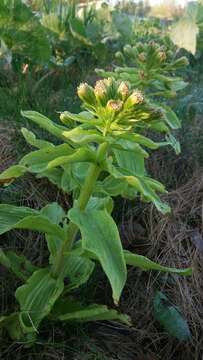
<box><xmin>111</xmin><ymin>170</ymin><xmax>203</xmax><ymax>360</ymax></box>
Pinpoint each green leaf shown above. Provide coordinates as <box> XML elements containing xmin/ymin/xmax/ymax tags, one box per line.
<box><xmin>21</xmin><ymin>128</ymin><xmax>54</xmax><ymax>149</ymax></box>
<box><xmin>41</xmin><ymin>203</ymin><xmax>66</xmax><ymax>260</ymax></box>
<box><xmin>169</xmin><ymin>80</ymin><xmax>188</xmax><ymax>92</ymax></box>
<box><xmin>124</xmin><ymin>250</ymin><xmax>192</xmax><ymax>276</ymax></box>
<box><xmin>21</xmin><ymin>111</ymin><xmax>68</xmax><ymax>142</ymax></box>
<box><xmin>60</xmin><ymin>111</ymin><xmax>99</xmax><ymax>126</ymax></box>
<box><xmin>153</xmin><ymin>291</ymin><xmax>191</xmax><ymax>340</ymax></box>
<box><xmin>85</xmin><ymin>196</ymin><xmax>114</xmax><ymax>214</ymax></box>
<box><xmin>162</xmin><ymin>105</ymin><xmax>181</xmax><ymax>130</ymax></box>
<box><xmin>126</xmin><ymin>176</ymin><xmax>170</xmax><ymax>214</ymax></box>
<box><xmin>53</xmin><ymin>298</ymin><xmax>131</xmax><ymax>325</ymax></box>
<box><xmin>0</xmin><ymin>313</ymin><xmax>23</xmax><ymax>341</ymax></box>
<box><xmin>0</xmin><ymin>204</ymin><xmax>66</xmax><ymax>241</ymax></box>
<box><xmin>20</xmin><ymin>144</ymin><xmax>74</xmax><ymax>173</ymax></box>
<box><xmin>96</xmin><ymin>176</ymin><xmax>129</xmax><ymax>197</ymax></box>
<box><xmin>16</xmin><ymin>268</ymin><xmax>64</xmax><ymax>334</ymax></box>
<box><xmin>68</xmin><ymin>207</ymin><xmax>127</xmax><ymax>304</ymax></box>
<box><xmin>104</xmin><ymin>161</ymin><xmax>170</xmax><ymax>214</ymax></box>
<box><xmin>62</xmin><ymin>254</ymin><xmax>95</xmax><ymax>292</ymax></box>
<box><xmin>0</xmin><ymin>165</ymin><xmax>27</xmax><ymax>185</ymax></box>
<box><xmin>165</xmin><ymin>134</ymin><xmax>181</xmax><ymax>155</ymax></box>
<box><xmin>113</xmin><ymin>147</ymin><xmax>146</xmax><ymax>177</ymax></box>
<box><xmin>117</xmin><ymin>133</ymin><xmax>159</xmax><ymax>149</ymax></box>
<box><xmin>62</xmin><ymin>127</ymin><xmax>104</xmax><ymax>144</ymax></box>
<box><xmin>0</xmin><ymin>249</ymin><xmax>36</xmax><ymax>281</ymax></box>
<box><xmin>46</xmin><ymin>148</ymin><xmax>96</xmax><ymax>170</ymax></box>
<box><xmin>0</xmin><ymin>0</ymin><xmax>51</xmax><ymax>63</ymax></box>
<box><xmin>69</xmin><ymin>18</ymin><xmax>92</xmax><ymax>46</ymax></box>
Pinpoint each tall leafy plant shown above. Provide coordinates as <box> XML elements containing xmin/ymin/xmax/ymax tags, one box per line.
<box><xmin>0</xmin><ymin>77</ymin><xmax>192</xmax><ymax>344</ymax></box>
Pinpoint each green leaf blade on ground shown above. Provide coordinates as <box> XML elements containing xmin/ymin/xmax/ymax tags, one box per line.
<box><xmin>53</xmin><ymin>298</ymin><xmax>131</xmax><ymax>325</ymax></box>
<box><xmin>153</xmin><ymin>291</ymin><xmax>191</xmax><ymax>340</ymax></box>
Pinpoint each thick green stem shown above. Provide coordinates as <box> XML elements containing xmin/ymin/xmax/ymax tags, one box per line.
<box><xmin>52</xmin><ymin>142</ymin><xmax>108</xmax><ymax>278</ymax></box>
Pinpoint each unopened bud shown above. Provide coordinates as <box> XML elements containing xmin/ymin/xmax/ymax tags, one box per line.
<box><xmin>77</xmin><ymin>83</ymin><xmax>95</xmax><ymax>105</ymax></box>
<box><xmin>94</xmin><ymin>80</ymin><xmax>108</xmax><ymax>103</ymax></box>
<box><xmin>149</xmin><ymin>40</ymin><xmax>156</xmax><ymax>47</ymax></box>
<box><xmin>139</xmin><ymin>70</ymin><xmax>145</xmax><ymax>80</ymax></box>
<box><xmin>158</xmin><ymin>51</ymin><xmax>167</xmax><ymax>62</ymax></box>
<box><xmin>118</xmin><ymin>82</ymin><xmax>129</xmax><ymax>100</ymax></box>
<box><xmin>125</xmin><ymin>90</ymin><xmax>144</xmax><ymax>107</ymax></box>
<box><xmin>138</xmin><ymin>52</ymin><xmax>146</xmax><ymax>62</ymax></box>
<box><xmin>123</xmin><ymin>44</ymin><xmax>134</xmax><ymax>57</ymax></box>
<box><xmin>107</xmin><ymin>99</ymin><xmax>123</xmax><ymax>113</ymax></box>
<box><xmin>115</xmin><ymin>51</ymin><xmax>125</xmax><ymax>63</ymax></box>
<box><xmin>60</xmin><ymin>112</ymin><xmax>74</xmax><ymax>126</ymax></box>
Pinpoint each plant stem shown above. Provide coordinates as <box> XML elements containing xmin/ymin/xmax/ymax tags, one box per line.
<box><xmin>51</xmin><ymin>142</ymin><xmax>108</xmax><ymax>278</ymax></box>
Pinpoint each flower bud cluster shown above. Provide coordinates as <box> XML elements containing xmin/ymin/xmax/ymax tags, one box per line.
<box><xmin>122</xmin><ymin>41</ymin><xmax>188</xmax><ymax>70</ymax></box>
<box><xmin>76</xmin><ymin>78</ymin><xmax>162</xmax><ymax>131</ymax></box>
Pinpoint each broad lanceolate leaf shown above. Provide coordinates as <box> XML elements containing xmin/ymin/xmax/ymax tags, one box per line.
<box><xmin>62</xmin><ymin>127</ymin><xmax>104</xmax><ymax>144</ymax></box>
<box><xmin>153</xmin><ymin>291</ymin><xmax>191</xmax><ymax>340</ymax></box>
<box><xmin>104</xmin><ymin>161</ymin><xmax>170</xmax><ymax>214</ymax></box>
<box><xmin>0</xmin><ymin>313</ymin><xmax>23</xmax><ymax>341</ymax></box>
<box><xmin>20</xmin><ymin>143</ymin><xmax>74</xmax><ymax>173</ymax></box>
<box><xmin>0</xmin><ymin>204</ymin><xmax>66</xmax><ymax>241</ymax></box>
<box><xmin>124</xmin><ymin>250</ymin><xmax>192</xmax><ymax>276</ymax></box>
<box><xmin>60</xmin><ymin>111</ymin><xmax>99</xmax><ymax>126</ymax></box>
<box><xmin>46</xmin><ymin>148</ymin><xmax>96</xmax><ymax>170</ymax></box>
<box><xmin>162</xmin><ymin>105</ymin><xmax>181</xmax><ymax>130</ymax></box>
<box><xmin>85</xmin><ymin>196</ymin><xmax>114</xmax><ymax>214</ymax></box>
<box><xmin>41</xmin><ymin>203</ymin><xmax>66</xmax><ymax>260</ymax></box>
<box><xmin>69</xmin><ymin>18</ymin><xmax>92</xmax><ymax>46</ymax></box>
<box><xmin>62</xmin><ymin>254</ymin><xmax>95</xmax><ymax>292</ymax></box>
<box><xmin>117</xmin><ymin>133</ymin><xmax>159</xmax><ymax>149</ymax></box>
<box><xmin>0</xmin><ymin>249</ymin><xmax>36</xmax><ymax>281</ymax></box>
<box><xmin>53</xmin><ymin>298</ymin><xmax>131</xmax><ymax>325</ymax></box>
<box><xmin>16</xmin><ymin>268</ymin><xmax>64</xmax><ymax>334</ymax></box>
<box><xmin>0</xmin><ymin>165</ymin><xmax>27</xmax><ymax>185</ymax></box>
<box><xmin>68</xmin><ymin>207</ymin><xmax>127</xmax><ymax>304</ymax></box>
<box><xmin>165</xmin><ymin>134</ymin><xmax>181</xmax><ymax>155</ymax></box>
<box><xmin>21</xmin><ymin>111</ymin><xmax>68</xmax><ymax>142</ymax></box>
<box><xmin>113</xmin><ymin>146</ymin><xmax>146</xmax><ymax>177</ymax></box>
<box><xmin>21</xmin><ymin>128</ymin><xmax>54</xmax><ymax>149</ymax></box>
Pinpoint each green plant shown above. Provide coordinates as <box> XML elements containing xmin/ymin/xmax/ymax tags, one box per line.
<box><xmin>0</xmin><ymin>77</ymin><xmax>192</xmax><ymax>344</ymax></box>
<box><xmin>96</xmin><ymin>40</ymin><xmax>188</xmax><ymax>99</ymax></box>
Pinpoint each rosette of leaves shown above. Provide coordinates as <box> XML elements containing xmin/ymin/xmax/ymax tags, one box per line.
<box><xmin>0</xmin><ymin>0</ymin><xmax>51</xmax><ymax>65</ymax></box>
<box><xmin>96</xmin><ymin>40</ymin><xmax>189</xmax><ymax>99</ymax></box>
<box><xmin>0</xmin><ymin>78</ymin><xmax>192</xmax><ymax>344</ymax></box>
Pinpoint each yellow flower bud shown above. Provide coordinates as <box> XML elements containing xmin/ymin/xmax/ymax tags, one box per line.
<box><xmin>125</xmin><ymin>90</ymin><xmax>144</xmax><ymax>107</ymax></box>
<box><xmin>118</xmin><ymin>82</ymin><xmax>129</xmax><ymax>100</ymax></box>
<box><xmin>77</xmin><ymin>83</ymin><xmax>95</xmax><ymax>105</ymax></box>
<box><xmin>138</xmin><ymin>52</ymin><xmax>146</xmax><ymax>62</ymax></box>
<box><xmin>94</xmin><ymin>80</ymin><xmax>108</xmax><ymax>103</ymax></box>
<box><xmin>107</xmin><ymin>99</ymin><xmax>123</xmax><ymax>113</ymax></box>
<box><xmin>158</xmin><ymin>51</ymin><xmax>167</xmax><ymax>62</ymax></box>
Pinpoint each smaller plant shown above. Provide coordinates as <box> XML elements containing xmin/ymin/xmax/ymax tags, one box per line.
<box><xmin>96</xmin><ymin>40</ymin><xmax>189</xmax><ymax>99</ymax></box>
<box><xmin>0</xmin><ymin>78</ymin><xmax>192</xmax><ymax>344</ymax></box>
